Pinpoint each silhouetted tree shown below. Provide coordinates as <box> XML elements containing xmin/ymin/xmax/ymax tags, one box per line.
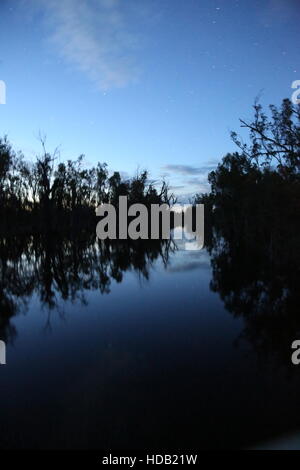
<box><xmin>0</xmin><ymin>137</ymin><xmax>174</xmax><ymax>233</ymax></box>
<box><xmin>202</xmin><ymin>98</ymin><xmax>300</xmax><ymax>367</ymax></box>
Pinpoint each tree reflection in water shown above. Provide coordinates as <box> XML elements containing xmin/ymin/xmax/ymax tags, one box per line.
<box><xmin>205</xmin><ymin>216</ymin><xmax>300</xmax><ymax>370</ymax></box>
<box><xmin>0</xmin><ymin>235</ymin><xmax>176</xmax><ymax>343</ymax></box>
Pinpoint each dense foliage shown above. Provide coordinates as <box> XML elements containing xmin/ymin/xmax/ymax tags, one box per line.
<box><xmin>195</xmin><ymin>99</ymin><xmax>300</xmax><ymax>364</ymax></box>
<box><xmin>0</xmin><ymin>136</ymin><xmax>175</xmax><ymax>233</ymax></box>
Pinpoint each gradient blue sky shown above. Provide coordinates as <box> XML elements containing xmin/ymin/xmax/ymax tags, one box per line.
<box><xmin>0</xmin><ymin>0</ymin><xmax>299</xmax><ymax>199</ymax></box>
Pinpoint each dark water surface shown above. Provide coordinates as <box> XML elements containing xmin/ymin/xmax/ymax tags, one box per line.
<box><xmin>0</xmin><ymin>235</ymin><xmax>300</xmax><ymax>449</ymax></box>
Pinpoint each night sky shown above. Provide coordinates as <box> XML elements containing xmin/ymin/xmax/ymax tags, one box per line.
<box><xmin>0</xmin><ymin>0</ymin><xmax>299</xmax><ymax>200</ymax></box>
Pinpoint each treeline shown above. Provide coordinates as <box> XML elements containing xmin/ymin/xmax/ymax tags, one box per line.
<box><xmin>195</xmin><ymin>98</ymin><xmax>300</xmax><ymax>365</ymax></box>
<box><xmin>196</xmin><ymin>98</ymin><xmax>300</xmax><ymax>250</ymax></box>
<box><xmin>0</xmin><ymin>136</ymin><xmax>175</xmax><ymax>233</ymax></box>
<box><xmin>1</xmin><ymin>97</ymin><xmax>299</xmax><ymax>243</ymax></box>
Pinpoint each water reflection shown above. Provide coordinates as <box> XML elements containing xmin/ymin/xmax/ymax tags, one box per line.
<box><xmin>0</xmin><ymin>235</ymin><xmax>175</xmax><ymax>343</ymax></box>
<box><xmin>1</xmin><ymin>227</ymin><xmax>300</xmax><ymax>448</ymax></box>
<box><xmin>1</xmin><ymin>218</ymin><xmax>300</xmax><ymax>371</ymax></box>
<box><xmin>206</xmin><ymin>219</ymin><xmax>300</xmax><ymax>369</ymax></box>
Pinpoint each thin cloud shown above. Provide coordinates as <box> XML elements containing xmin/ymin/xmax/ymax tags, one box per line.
<box><xmin>160</xmin><ymin>162</ymin><xmax>214</xmax><ymax>200</ymax></box>
<box><xmin>26</xmin><ymin>0</ymin><xmax>141</xmax><ymax>90</ymax></box>
<box><xmin>162</xmin><ymin>164</ymin><xmax>217</xmax><ymax>175</ymax></box>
